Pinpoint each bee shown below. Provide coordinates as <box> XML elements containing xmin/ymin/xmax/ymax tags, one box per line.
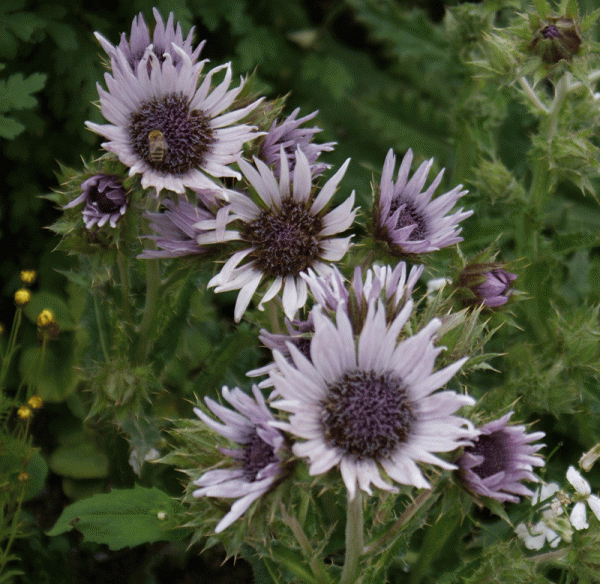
<box><xmin>148</xmin><ymin>129</ymin><xmax>168</xmax><ymax>163</ymax></box>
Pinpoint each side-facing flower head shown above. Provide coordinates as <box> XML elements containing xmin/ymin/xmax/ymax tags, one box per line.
<box><xmin>95</xmin><ymin>8</ymin><xmax>204</xmax><ymax>75</ymax></box>
<box><xmin>303</xmin><ymin>262</ymin><xmax>424</xmax><ymax>333</ymax></box>
<box><xmin>457</xmin><ymin>412</ymin><xmax>545</xmax><ymax>503</ymax></box>
<box><xmin>192</xmin><ymin>386</ymin><xmax>288</xmax><ymax>533</ymax></box>
<box><xmin>374</xmin><ymin>148</ymin><xmax>472</xmax><ymax>256</ymax></box>
<box><xmin>201</xmin><ymin>146</ymin><xmax>356</xmax><ymax>321</ymax></box>
<box><xmin>259</xmin><ymin>108</ymin><xmax>335</xmax><ymax>179</ymax></box>
<box><xmin>86</xmin><ymin>46</ymin><xmax>262</xmax><ymax>196</ymax></box>
<box><xmin>139</xmin><ymin>189</ymin><xmax>232</xmax><ymax>258</ymax></box>
<box><xmin>63</xmin><ymin>174</ymin><xmax>127</xmax><ymax>229</ymax></box>
<box><xmin>270</xmin><ymin>299</ymin><xmax>477</xmax><ymax>500</ymax></box>
<box><xmin>248</xmin><ymin>262</ymin><xmax>423</xmax><ymax>389</ymax></box>
<box><xmin>458</xmin><ymin>263</ymin><xmax>517</xmax><ymax>308</ymax></box>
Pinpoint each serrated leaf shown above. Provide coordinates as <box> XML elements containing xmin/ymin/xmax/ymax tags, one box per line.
<box><xmin>0</xmin><ymin>113</ymin><xmax>24</xmax><ymax>138</ymax></box>
<box><xmin>46</xmin><ymin>485</ymin><xmax>186</xmax><ymax>550</ymax></box>
<box><xmin>0</xmin><ymin>71</ymin><xmax>46</xmax><ymax>112</ymax></box>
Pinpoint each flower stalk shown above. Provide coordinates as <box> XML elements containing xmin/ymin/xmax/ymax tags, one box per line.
<box><xmin>339</xmin><ymin>492</ymin><xmax>364</xmax><ymax>584</ymax></box>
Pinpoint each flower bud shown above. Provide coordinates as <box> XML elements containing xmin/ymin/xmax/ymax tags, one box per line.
<box><xmin>529</xmin><ymin>17</ymin><xmax>582</xmax><ymax>64</ymax></box>
<box><xmin>17</xmin><ymin>405</ymin><xmax>33</xmax><ymax>420</ymax></box>
<box><xmin>63</xmin><ymin>174</ymin><xmax>127</xmax><ymax>229</ymax></box>
<box><xmin>37</xmin><ymin>309</ymin><xmax>59</xmax><ymax>341</ymax></box>
<box><xmin>458</xmin><ymin>264</ymin><xmax>517</xmax><ymax>308</ymax></box>
<box><xmin>37</xmin><ymin>309</ymin><xmax>55</xmax><ymax>328</ymax></box>
<box><xmin>28</xmin><ymin>395</ymin><xmax>43</xmax><ymax>409</ymax></box>
<box><xmin>14</xmin><ymin>288</ymin><xmax>31</xmax><ymax>307</ymax></box>
<box><xmin>20</xmin><ymin>270</ymin><xmax>37</xmax><ymax>285</ymax></box>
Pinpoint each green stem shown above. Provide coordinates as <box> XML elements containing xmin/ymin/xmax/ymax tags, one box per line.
<box><xmin>0</xmin><ymin>309</ymin><xmax>22</xmax><ymax>394</ymax></box>
<box><xmin>116</xmin><ymin>249</ymin><xmax>131</xmax><ymax>324</ymax></box>
<box><xmin>339</xmin><ymin>492</ymin><xmax>364</xmax><ymax>584</ymax></box>
<box><xmin>93</xmin><ymin>292</ymin><xmax>110</xmax><ymax>362</ymax></box>
<box><xmin>134</xmin><ymin>258</ymin><xmax>160</xmax><ymax>364</ymax></box>
<box><xmin>0</xmin><ymin>451</ymin><xmax>28</xmax><ymax>576</ymax></box>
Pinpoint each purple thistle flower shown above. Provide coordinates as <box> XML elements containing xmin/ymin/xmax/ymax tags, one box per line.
<box><xmin>63</xmin><ymin>174</ymin><xmax>127</xmax><ymax>229</ymax></box>
<box><xmin>86</xmin><ymin>46</ymin><xmax>263</xmax><ymax>196</ymax></box>
<box><xmin>95</xmin><ymin>8</ymin><xmax>204</xmax><ymax>75</ymax></box>
<box><xmin>457</xmin><ymin>412</ymin><xmax>545</xmax><ymax>503</ymax></box>
<box><xmin>192</xmin><ymin>386</ymin><xmax>288</xmax><ymax>533</ymax></box>
<box><xmin>473</xmin><ymin>269</ymin><xmax>517</xmax><ymax>307</ymax></box>
<box><xmin>374</xmin><ymin>149</ymin><xmax>473</xmax><ymax>256</ymax></box>
<box><xmin>139</xmin><ymin>189</ymin><xmax>233</xmax><ymax>259</ymax></box>
<box><xmin>260</xmin><ymin>108</ymin><xmax>335</xmax><ymax>179</ymax></box>
<box><xmin>458</xmin><ymin>264</ymin><xmax>518</xmax><ymax>308</ymax></box>
<box><xmin>303</xmin><ymin>262</ymin><xmax>424</xmax><ymax>332</ymax></box>
<box><xmin>270</xmin><ymin>299</ymin><xmax>477</xmax><ymax>500</ymax></box>
<box><xmin>248</xmin><ymin>262</ymin><xmax>423</xmax><ymax>391</ymax></box>
<box><xmin>201</xmin><ymin>146</ymin><xmax>356</xmax><ymax>322</ymax></box>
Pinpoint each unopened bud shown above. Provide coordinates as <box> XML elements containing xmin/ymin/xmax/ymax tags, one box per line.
<box><xmin>529</xmin><ymin>17</ymin><xmax>582</xmax><ymax>64</ymax></box>
<box><xmin>14</xmin><ymin>289</ymin><xmax>31</xmax><ymax>307</ymax></box>
<box><xmin>20</xmin><ymin>270</ymin><xmax>37</xmax><ymax>285</ymax></box>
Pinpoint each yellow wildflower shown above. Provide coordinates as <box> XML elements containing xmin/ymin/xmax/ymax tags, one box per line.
<box><xmin>20</xmin><ymin>270</ymin><xmax>37</xmax><ymax>285</ymax></box>
<box><xmin>14</xmin><ymin>288</ymin><xmax>31</xmax><ymax>307</ymax></box>
<box><xmin>18</xmin><ymin>472</ymin><xmax>30</xmax><ymax>482</ymax></box>
<box><xmin>17</xmin><ymin>406</ymin><xmax>32</xmax><ymax>419</ymax></box>
<box><xmin>37</xmin><ymin>309</ymin><xmax>55</xmax><ymax>328</ymax></box>
<box><xmin>28</xmin><ymin>395</ymin><xmax>43</xmax><ymax>409</ymax></box>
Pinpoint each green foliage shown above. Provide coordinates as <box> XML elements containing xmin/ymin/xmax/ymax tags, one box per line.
<box><xmin>46</xmin><ymin>484</ymin><xmax>186</xmax><ymax>550</ymax></box>
<box><xmin>0</xmin><ymin>67</ymin><xmax>46</xmax><ymax>139</ymax></box>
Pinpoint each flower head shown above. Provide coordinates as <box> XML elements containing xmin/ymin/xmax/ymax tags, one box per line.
<box><xmin>203</xmin><ymin>146</ymin><xmax>356</xmax><ymax>321</ymax></box>
<box><xmin>20</xmin><ymin>270</ymin><xmax>36</xmax><ymax>285</ymax></box>
<box><xmin>529</xmin><ymin>16</ymin><xmax>582</xmax><ymax>64</ymax></box>
<box><xmin>303</xmin><ymin>262</ymin><xmax>424</xmax><ymax>333</ymax></box>
<box><xmin>139</xmin><ymin>189</ymin><xmax>232</xmax><ymax>258</ymax></box>
<box><xmin>63</xmin><ymin>174</ymin><xmax>127</xmax><ymax>229</ymax></box>
<box><xmin>459</xmin><ymin>264</ymin><xmax>517</xmax><ymax>308</ymax></box>
<box><xmin>270</xmin><ymin>299</ymin><xmax>476</xmax><ymax>500</ymax></box>
<box><xmin>515</xmin><ymin>482</ymin><xmax>565</xmax><ymax>550</ymax></box>
<box><xmin>95</xmin><ymin>8</ymin><xmax>204</xmax><ymax>75</ymax></box>
<box><xmin>86</xmin><ymin>46</ymin><xmax>262</xmax><ymax>195</ymax></box>
<box><xmin>259</xmin><ymin>108</ymin><xmax>335</xmax><ymax>179</ymax></box>
<box><xmin>28</xmin><ymin>396</ymin><xmax>43</xmax><ymax>409</ymax></box>
<box><xmin>566</xmin><ymin>465</ymin><xmax>600</xmax><ymax>530</ymax></box>
<box><xmin>192</xmin><ymin>386</ymin><xmax>288</xmax><ymax>533</ymax></box>
<box><xmin>457</xmin><ymin>412</ymin><xmax>545</xmax><ymax>503</ymax></box>
<box><xmin>14</xmin><ymin>288</ymin><xmax>31</xmax><ymax>307</ymax></box>
<box><xmin>373</xmin><ymin>149</ymin><xmax>472</xmax><ymax>256</ymax></box>
<box><xmin>17</xmin><ymin>406</ymin><xmax>32</xmax><ymax>420</ymax></box>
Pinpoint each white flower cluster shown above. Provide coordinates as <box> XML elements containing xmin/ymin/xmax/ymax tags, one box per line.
<box><xmin>515</xmin><ymin>459</ymin><xmax>600</xmax><ymax>550</ymax></box>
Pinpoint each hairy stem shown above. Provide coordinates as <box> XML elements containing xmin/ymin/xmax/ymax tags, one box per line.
<box><xmin>339</xmin><ymin>492</ymin><xmax>364</xmax><ymax>584</ymax></box>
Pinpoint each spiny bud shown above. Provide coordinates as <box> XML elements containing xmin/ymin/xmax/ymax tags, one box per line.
<box><xmin>529</xmin><ymin>16</ymin><xmax>582</xmax><ymax>64</ymax></box>
<box><xmin>14</xmin><ymin>288</ymin><xmax>31</xmax><ymax>307</ymax></box>
<box><xmin>458</xmin><ymin>263</ymin><xmax>517</xmax><ymax>309</ymax></box>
